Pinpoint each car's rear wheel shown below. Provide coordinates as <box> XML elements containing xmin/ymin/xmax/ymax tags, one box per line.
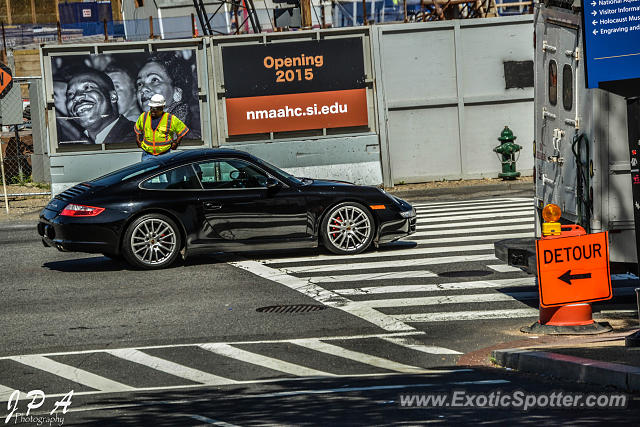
<box><xmin>321</xmin><ymin>202</ymin><xmax>374</xmax><ymax>255</ymax></box>
<box><xmin>122</xmin><ymin>213</ymin><xmax>181</xmax><ymax>269</ymax></box>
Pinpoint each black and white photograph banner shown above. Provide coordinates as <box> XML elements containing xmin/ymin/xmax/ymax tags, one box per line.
<box><xmin>51</xmin><ymin>49</ymin><xmax>201</xmax><ymax>146</ymax></box>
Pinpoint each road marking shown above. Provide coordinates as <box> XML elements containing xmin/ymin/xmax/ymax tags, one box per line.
<box><xmin>17</xmin><ymin>377</ymin><xmax>501</xmax><ymax>409</ymax></box>
<box><xmin>308</xmin><ymin>270</ymin><xmax>438</xmax><ymax>283</ymax></box>
<box><xmin>260</xmin><ymin>244</ymin><xmax>495</xmax><ymax>264</ymax></box>
<box><xmin>417</xmin><ymin>206</ymin><xmax>532</xmax><ymax>217</ymax></box>
<box><xmin>418</xmin><ymin>209</ymin><xmax>534</xmax><ymax>223</ymax></box>
<box><xmin>279</xmin><ymin>254</ymin><xmax>498</xmax><ymax>274</ymax></box>
<box><xmin>185</xmin><ymin>415</ymin><xmax>240</xmax><ymax>426</ymax></box>
<box><xmin>9</xmin><ymin>355</ymin><xmax>134</xmax><ymax>392</ymax></box>
<box><xmin>416</xmin><ymin>201</ymin><xmax>532</xmax><ymax>213</ymax></box>
<box><xmin>395</xmin><ymin>308</ymin><xmax>540</xmax><ymax>322</ymax></box>
<box><xmin>355</xmin><ymin>291</ymin><xmax>539</xmax><ymax>308</ymax></box>
<box><xmin>411</xmin><ymin>197</ymin><xmax>530</xmax><ymax>207</ymax></box>
<box><xmin>1</xmin><ymin>371</ymin><xmax>476</xmax><ymax>403</ymax></box>
<box><xmin>0</xmin><ymin>384</ymin><xmax>17</xmax><ymax>403</ymax></box>
<box><xmin>105</xmin><ymin>348</ymin><xmax>237</xmax><ymax>386</ymax></box>
<box><xmin>334</xmin><ymin>277</ymin><xmax>537</xmax><ymax>295</ymax></box>
<box><xmin>244</xmin><ymin>379</ymin><xmax>510</xmax><ymax>398</ymax></box>
<box><xmin>488</xmin><ymin>264</ymin><xmax>524</xmax><ymax>273</ymax></box>
<box><xmin>291</xmin><ymin>339</ymin><xmax>426</xmax><ymax>373</ymax></box>
<box><xmin>0</xmin><ymin>332</ymin><xmax>427</xmax><ymax>359</ymax></box>
<box><xmin>380</xmin><ymin>336</ymin><xmax>462</xmax><ymax>355</ymax></box>
<box><xmin>198</xmin><ymin>343</ymin><xmax>336</xmax><ymax>377</ymax></box>
<box><xmin>417</xmin><ymin>218</ymin><xmax>533</xmax><ymax>230</ymax></box>
<box><xmin>412</xmin><ymin>223</ymin><xmax>533</xmax><ymax>237</ymax></box>
<box><xmin>408</xmin><ymin>232</ymin><xmax>533</xmax><ymax>245</ymax></box>
<box><xmin>230</xmin><ymin>259</ymin><xmax>415</xmax><ymax>331</ymax></box>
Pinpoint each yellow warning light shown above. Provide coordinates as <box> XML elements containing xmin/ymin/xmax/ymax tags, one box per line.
<box><xmin>542</xmin><ymin>203</ymin><xmax>562</xmax><ymax>223</ymax></box>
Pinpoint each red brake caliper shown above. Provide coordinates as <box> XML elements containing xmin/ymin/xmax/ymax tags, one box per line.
<box><xmin>331</xmin><ymin>216</ymin><xmax>342</xmax><ymax>237</ymax></box>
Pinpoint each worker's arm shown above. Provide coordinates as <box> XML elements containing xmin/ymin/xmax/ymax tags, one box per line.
<box><xmin>134</xmin><ymin>114</ymin><xmax>144</xmax><ymax>148</ymax></box>
<box><xmin>171</xmin><ymin>117</ymin><xmax>190</xmax><ymax>150</ymax></box>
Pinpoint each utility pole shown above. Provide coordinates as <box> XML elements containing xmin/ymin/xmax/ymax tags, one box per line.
<box><xmin>4</xmin><ymin>0</ymin><xmax>11</xmax><ymax>25</ymax></box>
<box><xmin>300</xmin><ymin>0</ymin><xmax>312</xmax><ymax>28</ymax></box>
<box><xmin>30</xmin><ymin>0</ymin><xmax>36</xmax><ymax>24</ymax></box>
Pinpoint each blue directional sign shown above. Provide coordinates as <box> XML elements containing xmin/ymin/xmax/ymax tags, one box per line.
<box><xmin>583</xmin><ymin>0</ymin><xmax>640</xmax><ymax>88</ymax></box>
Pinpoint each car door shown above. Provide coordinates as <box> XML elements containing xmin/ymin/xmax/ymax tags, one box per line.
<box><xmin>139</xmin><ymin>163</ymin><xmax>203</xmax><ymax>230</ymax></box>
<box><xmin>195</xmin><ymin>158</ymin><xmax>311</xmax><ymax>250</ymax></box>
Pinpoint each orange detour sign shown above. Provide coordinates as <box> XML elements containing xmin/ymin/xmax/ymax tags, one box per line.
<box><xmin>535</xmin><ymin>232</ymin><xmax>612</xmax><ymax>308</ymax></box>
<box><xmin>0</xmin><ymin>62</ymin><xmax>13</xmax><ymax>99</ymax></box>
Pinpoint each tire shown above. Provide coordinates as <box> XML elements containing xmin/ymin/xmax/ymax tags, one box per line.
<box><xmin>321</xmin><ymin>202</ymin><xmax>375</xmax><ymax>255</ymax></box>
<box><xmin>122</xmin><ymin>213</ymin><xmax>182</xmax><ymax>269</ymax></box>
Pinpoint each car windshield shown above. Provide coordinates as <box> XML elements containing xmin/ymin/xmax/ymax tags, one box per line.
<box><xmin>89</xmin><ymin>160</ymin><xmax>164</xmax><ymax>186</ymax></box>
<box><xmin>255</xmin><ymin>158</ymin><xmax>302</xmax><ymax>185</ymax></box>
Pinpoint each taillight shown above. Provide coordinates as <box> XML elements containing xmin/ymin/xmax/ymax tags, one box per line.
<box><xmin>60</xmin><ymin>204</ymin><xmax>105</xmax><ymax>217</ymax></box>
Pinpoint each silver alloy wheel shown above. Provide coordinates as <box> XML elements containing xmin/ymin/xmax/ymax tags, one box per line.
<box><xmin>130</xmin><ymin>217</ymin><xmax>177</xmax><ymax>265</ymax></box>
<box><xmin>326</xmin><ymin>205</ymin><xmax>372</xmax><ymax>252</ymax></box>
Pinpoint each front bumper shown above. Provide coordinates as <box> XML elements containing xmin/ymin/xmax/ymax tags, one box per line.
<box><xmin>378</xmin><ymin>207</ymin><xmax>417</xmax><ymax>244</ymax></box>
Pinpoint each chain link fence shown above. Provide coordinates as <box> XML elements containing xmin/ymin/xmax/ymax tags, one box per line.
<box><xmin>0</xmin><ymin>120</ymin><xmax>51</xmax><ymax>216</ymax></box>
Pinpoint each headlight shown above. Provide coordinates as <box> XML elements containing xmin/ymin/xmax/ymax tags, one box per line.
<box><xmin>399</xmin><ymin>209</ymin><xmax>415</xmax><ymax>218</ymax></box>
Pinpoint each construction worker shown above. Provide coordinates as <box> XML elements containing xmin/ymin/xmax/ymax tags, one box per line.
<box><xmin>135</xmin><ymin>94</ymin><xmax>189</xmax><ymax>161</ymax></box>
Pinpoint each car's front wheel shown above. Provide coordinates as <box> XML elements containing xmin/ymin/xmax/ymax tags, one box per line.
<box><xmin>321</xmin><ymin>202</ymin><xmax>374</xmax><ymax>255</ymax></box>
<box><xmin>122</xmin><ymin>213</ymin><xmax>181</xmax><ymax>269</ymax></box>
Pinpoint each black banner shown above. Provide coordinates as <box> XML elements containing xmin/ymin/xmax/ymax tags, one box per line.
<box><xmin>222</xmin><ymin>38</ymin><xmax>366</xmax><ymax>98</ymax></box>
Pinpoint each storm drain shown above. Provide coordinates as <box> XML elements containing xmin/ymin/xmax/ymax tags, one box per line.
<box><xmin>256</xmin><ymin>304</ymin><xmax>327</xmax><ymax>314</ymax></box>
<box><xmin>438</xmin><ymin>270</ymin><xmax>492</xmax><ymax>278</ymax></box>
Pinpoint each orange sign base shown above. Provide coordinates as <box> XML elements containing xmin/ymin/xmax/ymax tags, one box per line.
<box><xmin>539</xmin><ymin>303</ymin><xmax>594</xmax><ymax>326</ymax></box>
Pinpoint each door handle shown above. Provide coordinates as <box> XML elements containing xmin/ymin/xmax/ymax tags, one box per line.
<box><xmin>204</xmin><ymin>202</ymin><xmax>222</xmax><ymax>210</ymax></box>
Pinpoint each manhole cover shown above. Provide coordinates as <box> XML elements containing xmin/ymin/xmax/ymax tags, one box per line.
<box><xmin>438</xmin><ymin>270</ymin><xmax>492</xmax><ymax>278</ymax></box>
<box><xmin>256</xmin><ymin>304</ymin><xmax>327</xmax><ymax>314</ymax></box>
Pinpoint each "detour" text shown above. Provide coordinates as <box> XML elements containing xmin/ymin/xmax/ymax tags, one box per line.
<box><xmin>543</xmin><ymin>243</ymin><xmax>602</xmax><ymax>264</ymax></box>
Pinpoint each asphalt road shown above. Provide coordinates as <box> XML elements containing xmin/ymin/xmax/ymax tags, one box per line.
<box><xmin>1</xmin><ymin>192</ymin><xmax>639</xmax><ymax>425</ymax></box>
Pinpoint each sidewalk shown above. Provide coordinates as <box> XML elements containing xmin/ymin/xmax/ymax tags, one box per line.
<box><xmin>478</xmin><ymin>314</ymin><xmax>640</xmax><ymax>393</ymax></box>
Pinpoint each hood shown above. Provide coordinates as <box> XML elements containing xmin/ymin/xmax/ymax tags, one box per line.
<box><xmin>307</xmin><ymin>179</ymin><xmax>355</xmax><ymax>187</ymax></box>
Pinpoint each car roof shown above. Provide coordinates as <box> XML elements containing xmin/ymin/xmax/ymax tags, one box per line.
<box><xmin>168</xmin><ymin>148</ymin><xmax>255</xmax><ymax>163</ymax></box>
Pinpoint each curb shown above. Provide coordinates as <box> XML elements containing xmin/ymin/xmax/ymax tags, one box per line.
<box><xmin>492</xmin><ymin>348</ymin><xmax>640</xmax><ymax>393</ymax></box>
<box><xmin>387</xmin><ymin>182</ymin><xmax>534</xmax><ymax>200</ymax></box>
<box><xmin>0</xmin><ymin>223</ymin><xmax>36</xmax><ymax>231</ymax></box>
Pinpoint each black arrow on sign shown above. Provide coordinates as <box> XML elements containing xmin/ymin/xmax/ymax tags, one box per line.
<box><xmin>558</xmin><ymin>270</ymin><xmax>592</xmax><ymax>285</ymax></box>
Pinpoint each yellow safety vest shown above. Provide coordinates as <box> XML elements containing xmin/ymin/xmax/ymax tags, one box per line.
<box><xmin>134</xmin><ymin>112</ymin><xmax>189</xmax><ymax>155</ymax></box>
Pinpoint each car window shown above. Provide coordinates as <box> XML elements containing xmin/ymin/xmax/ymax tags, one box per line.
<box><xmin>196</xmin><ymin>159</ymin><xmax>270</xmax><ymax>189</ymax></box>
<box><xmin>140</xmin><ymin>164</ymin><xmax>201</xmax><ymax>190</ymax></box>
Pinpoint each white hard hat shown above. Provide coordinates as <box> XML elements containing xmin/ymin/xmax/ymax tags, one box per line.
<box><xmin>148</xmin><ymin>94</ymin><xmax>166</xmax><ymax>108</ymax></box>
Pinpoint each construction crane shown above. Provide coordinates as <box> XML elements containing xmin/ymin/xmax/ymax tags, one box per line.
<box><xmin>192</xmin><ymin>0</ymin><xmax>262</xmax><ymax>35</ymax></box>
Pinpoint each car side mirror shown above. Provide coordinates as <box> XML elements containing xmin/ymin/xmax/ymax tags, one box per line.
<box><xmin>265</xmin><ymin>177</ymin><xmax>280</xmax><ymax>188</ymax></box>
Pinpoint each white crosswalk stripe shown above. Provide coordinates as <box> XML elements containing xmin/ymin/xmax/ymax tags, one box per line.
<box><xmin>198</xmin><ymin>343</ymin><xmax>335</xmax><ymax>377</ymax></box>
<box><xmin>280</xmin><ymin>254</ymin><xmax>498</xmax><ymax>274</ymax></box>
<box><xmin>415</xmin><ymin>201</ymin><xmax>532</xmax><ymax>213</ymax></box>
<box><xmin>417</xmin><ymin>218</ymin><xmax>533</xmax><ymax>230</ymax></box>
<box><xmin>417</xmin><ymin>206</ymin><xmax>532</xmax><ymax>218</ymax></box>
<box><xmin>334</xmin><ymin>277</ymin><xmax>536</xmax><ymax>295</ymax></box>
<box><xmin>418</xmin><ymin>209</ymin><xmax>534</xmax><ymax>223</ymax></box>
<box><xmin>407</xmin><ymin>232</ymin><xmax>533</xmax><ymax>245</ymax></box>
<box><xmin>395</xmin><ymin>309</ymin><xmax>541</xmax><ymax>323</ymax></box>
<box><xmin>0</xmin><ymin>332</ymin><xmax>465</xmax><ymax>402</ymax></box>
<box><xmin>259</xmin><ymin>244</ymin><xmax>495</xmax><ymax>264</ymax></box>
<box><xmin>9</xmin><ymin>355</ymin><xmax>135</xmax><ymax>392</ymax></box>
<box><xmin>412</xmin><ymin>223</ymin><xmax>534</xmax><ymax>237</ymax></box>
<box><xmin>106</xmin><ymin>348</ymin><xmax>237</xmax><ymax>385</ymax></box>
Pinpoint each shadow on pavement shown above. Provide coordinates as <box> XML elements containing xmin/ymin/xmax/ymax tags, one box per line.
<box><xmin>55</xmin><ymin>368</ymin><xmax>638</xmax><ymax>426</ymax></box>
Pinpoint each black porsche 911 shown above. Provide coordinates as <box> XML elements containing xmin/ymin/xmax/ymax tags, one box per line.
<box><xmin>38</xmin><ymin>149</ymin><xmax>416</xmax><ymax>269</ymax></box>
